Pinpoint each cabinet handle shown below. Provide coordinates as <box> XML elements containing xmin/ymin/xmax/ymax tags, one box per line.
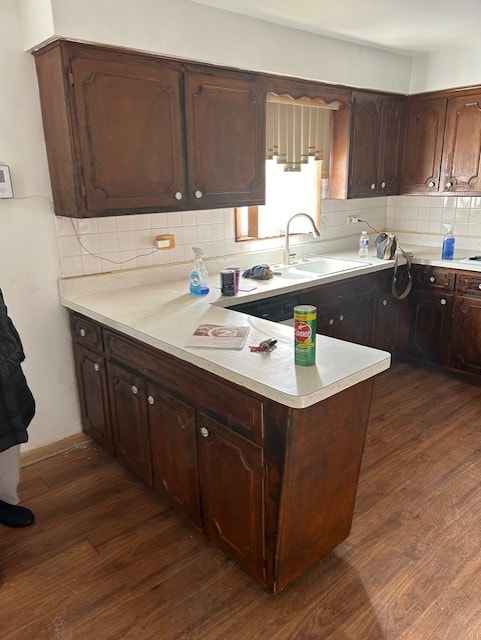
<box><xmin>131</xmin><ymin>385</ymin><xmax>138</xmax><ymax>395</ymax></box>
<box><xmin>79</xmin><ymin>328</ymin><xmax>86</xmax><ymax>337</ymax></box>
<box><xmin>93</xmin><ymin>363</ymin><xmax>100</xmax><ymax>372</ymax></box>
<box><xmin>440</xmin><ymin>298</ymin><xmax>447</xmax><ymax>306</ymax></box>
<box><xmin>429</xmin><ymin>276</ymin><xmax>436</xmax><ymax>283</ymax></box>
<box><xmin>428</xmin><ymin>180</ymin><xmax>436</xmax><ymax>188</ymax></box>
<box><xmin>370</xmin><ymin>183</ymin><xmax>376</xmax><ymax>190</ymax></box>
<box><xmin>174</xmin><ymin>191</ymin><xmax>183</xmax><ymax>200</ymax></box>
<box><xmin>195</xmin><ymin>190</ymin><xmax>203</xmax><ymax>199</ymax></box>
<box><xmin>147</xmin><ymin>395</ymin><xmax>155</xmax><ymax>405</ymax></box>
<box><xmin>200</xmin><ymin>426</ymin><xmax>210</xmax><ymax>438</ymax></box>
<box><xmin>381</xmin><ymin>181</ymin><xmax>386</xmax><ymax>189</ymax></box>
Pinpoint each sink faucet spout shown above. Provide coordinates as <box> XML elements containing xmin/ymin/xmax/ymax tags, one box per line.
<box><xmin>284</xmin><ymin>213</ymin><xmax>321</xmax><ymax>265</ymax></box>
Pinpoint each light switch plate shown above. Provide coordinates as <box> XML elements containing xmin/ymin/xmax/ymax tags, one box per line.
<box><xmin>0</xmin><ymin>165</ymin><xmax>13</xmax><ymax>198</ymax></box>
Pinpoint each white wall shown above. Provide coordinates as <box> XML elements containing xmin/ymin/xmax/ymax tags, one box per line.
<box><xmin>1</xmin><ymin>0</ymin><xmax>81</xmax><ymax>451</ymax></box>
<box><xmin>20</xmin><ymin>0</ymin><xmax>413</xmax><ymax>94</ymax></box>
<box><xmin>411</xmin><ymin>43</ymin><xmax>481</xmax><ymax>94</ymax></box>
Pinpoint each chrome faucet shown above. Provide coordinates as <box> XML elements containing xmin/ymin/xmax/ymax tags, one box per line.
<box><xmin>284</xmin><ymin>213</ymin><xmax>321</xmax><ymax>265</ymax></box>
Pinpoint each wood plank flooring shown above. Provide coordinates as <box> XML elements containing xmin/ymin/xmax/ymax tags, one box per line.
<box><xmin>1</xmin><ymin>363</ymin><xmax>480</xmax><ymax>639</ymax></box>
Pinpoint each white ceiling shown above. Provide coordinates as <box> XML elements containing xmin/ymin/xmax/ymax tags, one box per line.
<box><xmin>189</xmin><ymin>0</ymin><xmax>481</xmax><ymax>54</ymax></box>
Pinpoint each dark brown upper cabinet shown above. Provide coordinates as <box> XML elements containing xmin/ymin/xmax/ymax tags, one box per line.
<box><xmin>328</xmin><ymin>91</ymin><xmax>406</xmax><ymax>199</ymax></box>
<box><xmin>33</xmin><ymin>40</ymin><xmax>265</xmax><ymax>217</ymax></box>
<box><xmin>401</xmin><ymin>90</ymin><xmax>481</xmax><ymax>195</ymax></box>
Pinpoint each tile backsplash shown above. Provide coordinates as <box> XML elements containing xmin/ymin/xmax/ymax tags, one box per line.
<box><xmin>56</xmin><ymin>195</ymin><xmax>481</xmax><ymax>278</ymax></box>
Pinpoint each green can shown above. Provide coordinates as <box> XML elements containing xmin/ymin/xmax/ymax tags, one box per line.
<box><xmin>294</xmin><ymin>305</ymin><xmax>317</xmax><ymax>366</ymax></box>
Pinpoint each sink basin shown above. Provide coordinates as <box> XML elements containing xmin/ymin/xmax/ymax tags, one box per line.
<box><xmin>272</xmin><ymin>257</ymin><xmax>371</xmax><ymax>280</ymax></box>
<box><xmin>293</xmin><ymin>257</ymin><xmax>370</xmax><ymax>275</ymax></box>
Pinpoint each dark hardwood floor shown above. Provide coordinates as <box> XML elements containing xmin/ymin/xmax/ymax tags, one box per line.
<box><xmin>1</xmin><ymin>363</ymin><xmax>480</xmax><ymax>639</ymax></box>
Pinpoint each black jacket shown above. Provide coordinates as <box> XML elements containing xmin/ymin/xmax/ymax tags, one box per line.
<box><xmin>0</xmin><ymin>288</ymin><xmax>35</xmax><ymax>452</ymax></box>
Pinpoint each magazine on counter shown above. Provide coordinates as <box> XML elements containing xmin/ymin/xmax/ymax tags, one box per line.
<box><xmin>186</xmin><ymin>323</ymin><xmax>250</xmax><ymax>350</ymax></box>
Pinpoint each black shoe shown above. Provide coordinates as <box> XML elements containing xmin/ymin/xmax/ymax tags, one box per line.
<box><xmin>0</xmin><ymin>500</ymin><xmax>35</xmax><ymax>527</ymax></box>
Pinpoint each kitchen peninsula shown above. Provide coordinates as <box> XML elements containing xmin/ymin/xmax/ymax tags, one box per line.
<box><xmin>60</xmin><ymin>264</ymin><xmax>390</xmax><ymax>591</ymax></box>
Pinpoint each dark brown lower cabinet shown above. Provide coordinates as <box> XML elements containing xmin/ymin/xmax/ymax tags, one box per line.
<box><xmin>69</xmin><ymin>312</ymin><xmax>376</xmax><ymax>591</ymax></box>
<box><xmin>407</xmin><ymin>291</ymin><xmax>453</xmax><ymax>365</ymax></box>
<box><xmin>449</xmin><ymin>296</ymin><xmax>481</xmax><ymax>375</ymax></box>
<box><xmin>197</xmin><ymin>412</ymin><xmax>265</xmax><ymax>582</ymax></box>
<box><xmin>317</xmin><ymin>298</ymin><xmax>374</xmax><ymax>346</ymax></box>
<box><xmin>149</xmin><ymin>387</ymin><xmax>201</xmax><ymax>527</ymax></box>
<box><xmin>72</xmin><ymin>343</ymin><xmax>114</xmax><ymax>455</ymax></box>
<box><xmin>372</xmin><ymin>293</ymin><xmax>410</xmax><ymax>358</ymax></box>
<box><xmin>107</xmin><ymin>362</ymin><xmax>153</xmax><ymax>485</ymax></box>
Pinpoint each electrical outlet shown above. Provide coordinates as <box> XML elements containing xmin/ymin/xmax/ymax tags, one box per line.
<box><xmin>347</xmin><ymin>216</ymin><xmax>359</xmax><ymax>225</ymax></box>
<box><xmin>154</xmin><ymin>234</ymin><xmax>176</xmax><ymax>249</ymax></box>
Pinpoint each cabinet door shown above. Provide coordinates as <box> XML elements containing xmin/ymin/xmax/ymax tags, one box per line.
<box><xmin>349</xmin><ymin>93</ymin><xmax>382</xmax><ymax>197</ymax></box>
<box><xmin>407</xmin><ymin>291</ymin><xmax>453</xmax><ymax>364</ymax></box>
<box><xmin>378</xmin><ymin>98</ymin><xmax>406</xmax><ymax>195</ymax></box>
<box><xmin>197</xmin><ymin>413</ymin><xmax>265</xmax><ymax>582</ymax></box>
<box><xmin>449</xmin><ymin>296</ymin><xmax>481</xmax><ymax>375</ymax></box>
<box><xmin>108</xmin><ymin>362</ymin><xmax>152</xmax><ymax>484</ymax></box>
<box><xmin>371</xmin><ymin>294</ymin><xmax>409</xmax><ymax>358</ymax></box>
<box><xmin>317</xmin><ymin>298</ymin><xmax>374</xmax><ymax>346</ymax></box>
<box><xmin>149</xmin><ymin>386</ymin><xmax>201</xmax><ymax>527</ymax></box>
<box><xmin>72</xmin><ymin>343</ymin><xmax>114</xmax><ymax>455</ymax></box>
<box><xmin>441</xmin><ymin>94</ymin><xmax>481</xmax><ymax>193</ymax></box>
<box><xmin>401</xmin><ymin>98</ymin><xmax>447</xmax><ymax>194</ymax></box>
<box><xmin>72</xmin><ymin>57</ymin><xmax>186</xmax><ymax>213</ymax></box>
<box><xmin>184</xmin><ymin>72</ymin><xmax>265</xmax><ymax>207</ymax></box>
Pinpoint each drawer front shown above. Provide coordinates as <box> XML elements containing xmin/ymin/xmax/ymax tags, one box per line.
<box><xmin>456</xmin><ymin>272</ymin><xmax>481</xmax><ymax>296</ymax></box>
<box><xmin>104</xmin><ymin>329</ymin><xmax>263</xmax><ymax>443</ymax></box>
<box><xmin>70</xmin><ymin>313</ymin><xmax>103</xmax><ymax>350</ymax></box>
<box><xmin>413</xmin><ymin>267</ymin><xmax>455</xmax><ymax>291</ymax></box>
<box><xmin>299</xmin><ymin>272</ymin><xmax>379</xmax><ymax>309</ymax></box>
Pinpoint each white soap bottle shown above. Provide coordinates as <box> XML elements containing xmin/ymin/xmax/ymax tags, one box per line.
<box><xmin>189</xmin><ymin>247</ymin><xmax>210</xmax><ymax>295</ymax></box>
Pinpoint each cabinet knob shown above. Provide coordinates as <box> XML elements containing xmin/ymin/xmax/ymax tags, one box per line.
<box><xmin>93</xmin><ymin>363</ymin><xmax>100</xmax><ymax>372</ymax></box>
<box><xmin>200</xmin><ymin>426</ymin><xmax>210</xmax><ymax>438</ymax></box>
<box><xmin>329</xmin><ymin>318</ymin><xmax>334</xmax><ymax>325</ymax></box>
<box><xmin>79</xmin><ymin>328</ymin><xmax>86</xmax><ymax>337</ymax></box>
<box><xmin>428</xmin><ymin>180</ymin><xmax>436</xmax><ymax>188</ymax></box>
<box><xmin>429</xmin><ymin>276</ymin><xmax>436</xmax><ymax>283</ymax></box>
<box><xmin>370</xmin><ymin>183</ymin><xmax>376</xmax><ymax>190</ymax></box>
<box><xmin>446</xmin><ymin>181</ymin><xmax>453</xmax><ymax>189</ymax></box>
<box><xmin>147</xmin><ymin>395</ymin><xmax>155</xmax><ymax>405</ymax></box>
<box><xmin>440</xmin><ymin>298</ymin><xmax>447</xmax><ymax>306</ymax></box>
<box><xmin>131</xmin><ymin>385</ymin><xmax>138</xmax><ymax>395</ymax></box>
<box><xmin>195</xmin><ymin>190</ymin><xmax>203</xmax><ymax>199</ymax></box>
<box><xmin>381</xmin><ymin>181</ymin><xmax>386</xmax><ymax>189</ymax></box>
<box><xmin>382</xmin><ymin>299</ymin><xmax>388</xmax><ymax>306</ymax></box>
<box><xmin>478</xmin><ymin>284</ymin><xmax>481</xmax><ymax>290</ymax></box>
<box><xmin>174</xmin><ymin>191</ymin><xmax>183</xmax><ymax>200</ymax></box>
<box><xmin>339</xmin><ymin>314</ymin><xmax>344</xmax><ymax>322</ymax></box>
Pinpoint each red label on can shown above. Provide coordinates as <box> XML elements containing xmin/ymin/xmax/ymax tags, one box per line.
<box><xmin>294</xmin><ymin>321</ymin><xmax>312</xmax><ymax>342</ymax></box>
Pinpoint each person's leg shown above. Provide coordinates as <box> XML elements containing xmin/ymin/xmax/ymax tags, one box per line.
<box><xmin>0</xmin><ymin>445</ymin><xmax>34</xmax><ymax>527</ymax></box>
<box><xmin>0</xmin><ymin>444</ymin><xmax>21</xmax><ymax>504</ymax></box>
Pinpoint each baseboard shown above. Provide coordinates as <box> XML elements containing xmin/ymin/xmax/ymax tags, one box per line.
<box><xmin>21</xmin><ymin>433</ymin><xmax>91</xmax><ymax>468</ymax></box>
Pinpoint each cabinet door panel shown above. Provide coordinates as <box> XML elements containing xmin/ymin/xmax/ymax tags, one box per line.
<box><xmin>408</xmin><ymin>292</ymin><xmax>453</xmax><ymax>364</ymax></box>
<box><xmin>198</xmin><ymin>413</ymin><xmax>265</xmax><ymax>582</ymax></box>
<box><xmin>149</xmin><ymin>386</ymin><xmax>201</xmax><ymax>526</ymax></box>
<box><xmin>371</xmin><ymin>294</ymin><xmax>409</xmax><ymax>358</ymax></box>
<box><xmin>401</xmin><ymin>98</ymin><xmax>447</xmax><ymax>194</ymax></box>
<box><xmin>349</xmin><ymin>94</ymin><xmax>381</xmax><ymax>197</ymax></box>
<box><xmin>184</xmin><ymin>72</ymin><xmax>265</xmax><ymax>207</ymax></box>
<box><xmin>441</xmin><ymin>94</ymin><xmax>481</xmax><ymax>193</ymax></box>
<box><xmin>73</xmin><ymin>343</ymin><xmax>113</xmax><ymax>454</ymax></box>
<box><xmin>317</xmin><ymin>299</ymin><xmax>374</xmax><ymax>346</ymax></box>
<box><xmin>108</xmin><ymin>362</ymin><xmax>152</xmax><ymax>484</ymax></box>
<box><xmin>72</xmin><ymin>57</ymin><xmax>186</xmax><ymax>212</ymax></box>
<box><xmin>378</xmin><ymin>99</ymin><xmax>405</xmax><ymax>195</ymax></box>
<box><xmin>449</xmin><ymin>297</ymin><xmax>481</xmax><ymax>375</ymax></box>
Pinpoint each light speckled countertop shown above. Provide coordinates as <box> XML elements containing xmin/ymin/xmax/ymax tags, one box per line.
<box><xmin>59</xmin><ymin>243</ymin><xmax>481</xmax><ymax>409</ymax></box>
